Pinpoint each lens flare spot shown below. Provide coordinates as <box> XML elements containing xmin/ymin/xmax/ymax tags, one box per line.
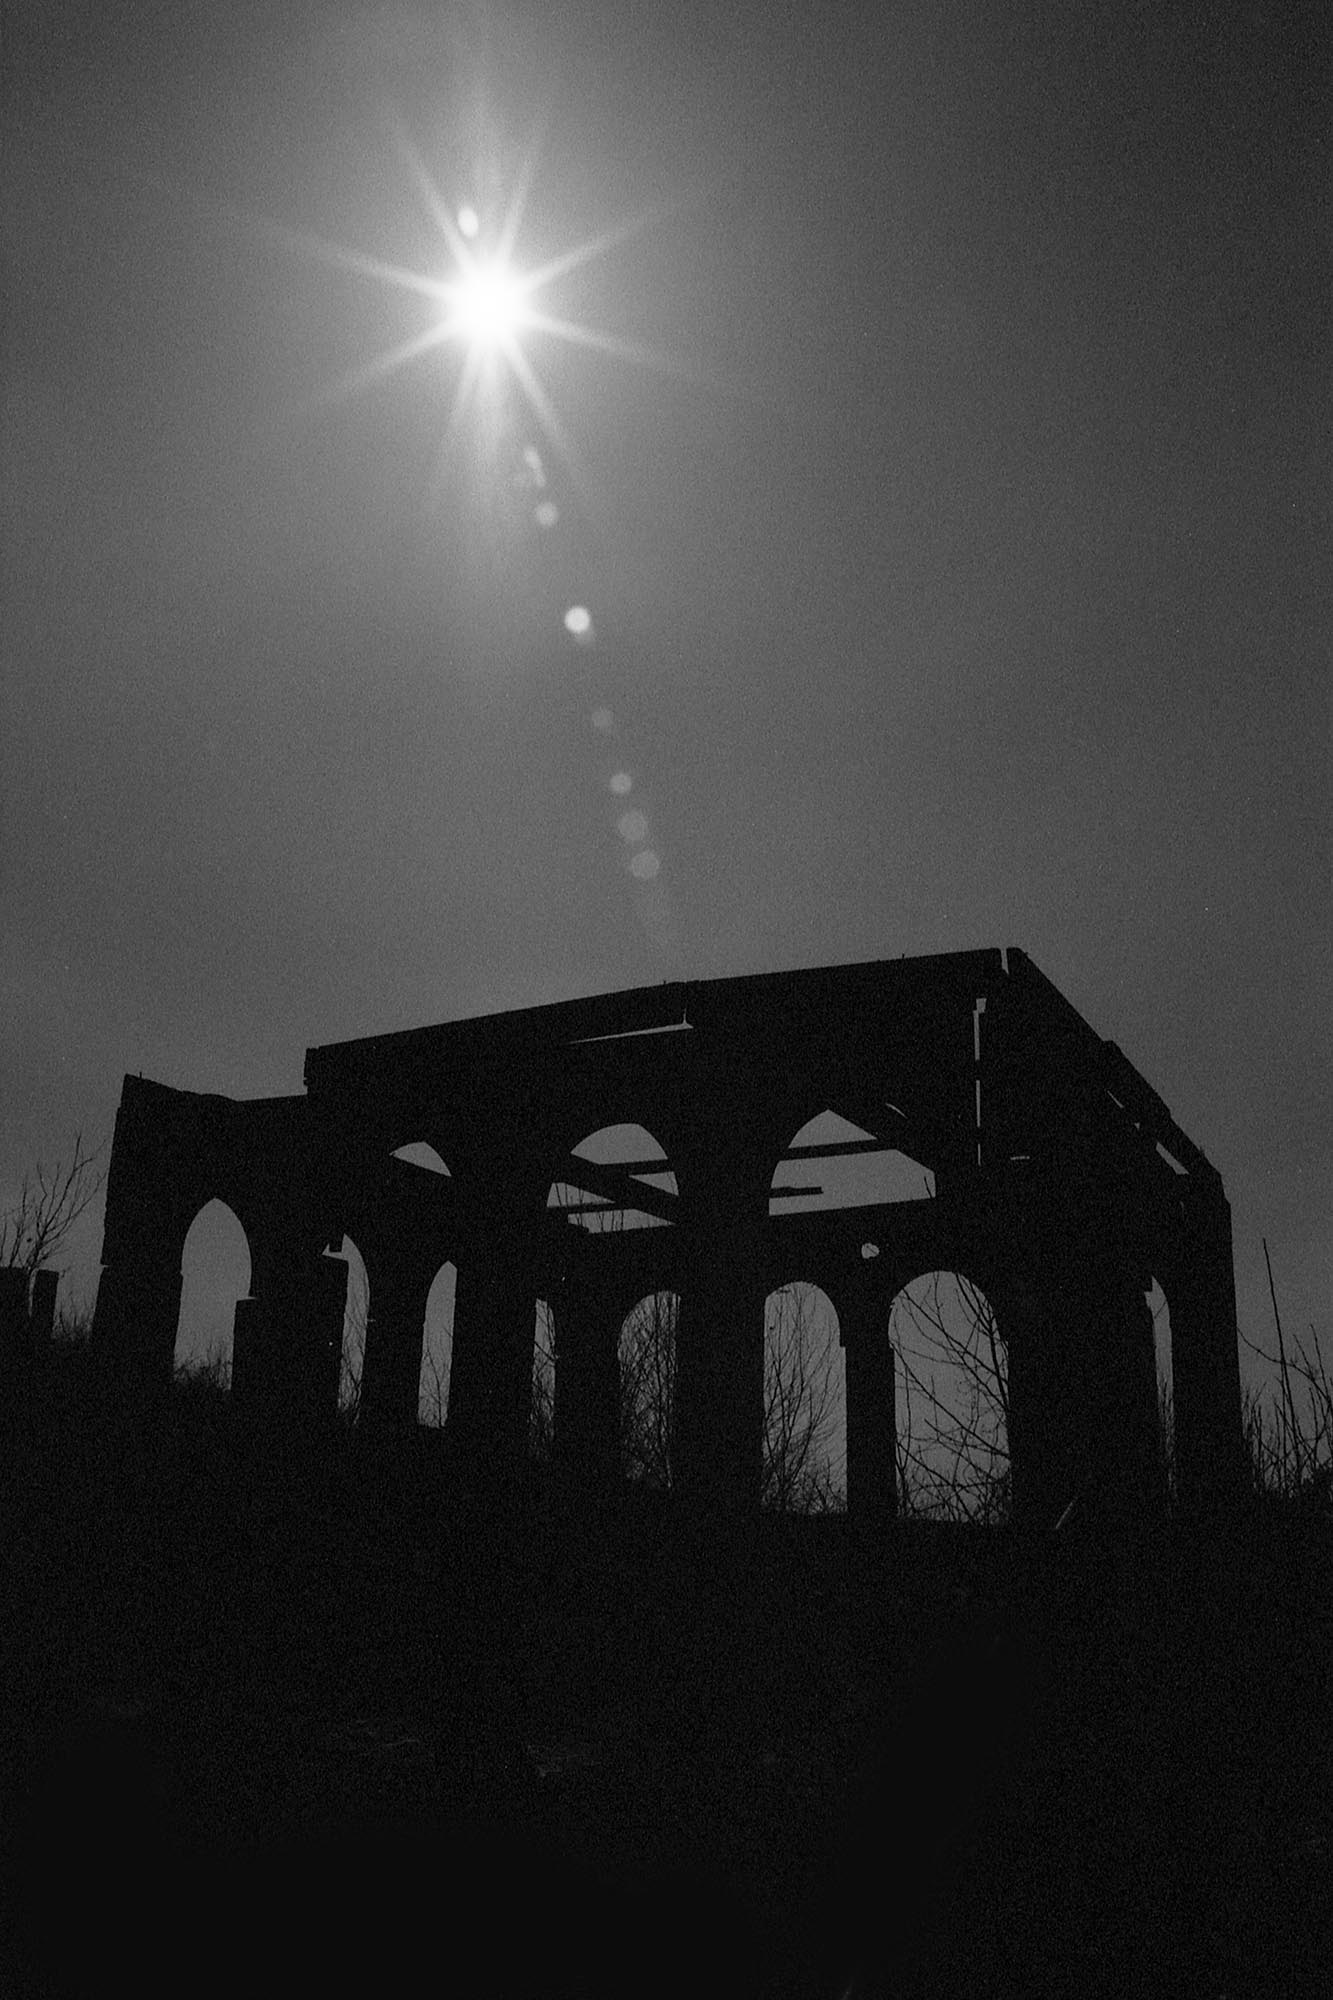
<box><xmin>591</xmin><ymin>706</ymin><xmax>614</xmax><ymax>733</ymax></box>
<box><xmin>458</xmin><ymin>205</ymin><xmax>480</xmax><ymax>239</ymax></box>
<box><xmin>630</xmin><ymin>849</ymin><xmax>661</xmax><ymax>881</ymax></box>
<box><xmin>564</xmin><ymin>605</ymin><xmax>593</xmax><ymax>639</ymax></box>
<box><xmin>535</xmin><ymin>500</ymin><xmax>559</xmax><ymax>528</ymax></box>
<box><xmin>617</xmin><ymin>809</ymin><xmax>649</xmax><ymax>844</ymax></box>
<box><xmin>521</xmin><ymin>444</ymin><xmax>546</xmax><ymax>487</ymax></box>
<box><xmin>609</xmin><ymin>771</ymin><xmax>632</xmax><ymax>796</ymax></box>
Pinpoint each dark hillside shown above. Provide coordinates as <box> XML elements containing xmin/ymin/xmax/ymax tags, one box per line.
<box><xmin>3</xmin><ymin>1343</ymin><xmax>1330</xmax><ymax>1998</ymax></box>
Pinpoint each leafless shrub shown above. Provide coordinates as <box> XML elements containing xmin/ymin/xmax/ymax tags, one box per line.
<box><xmin>173</xmin><ymin>1341</ymin><xmax>231</xmax><ymax>1395</ymax></box>
<box><xmin>620</xmin><ymin>1290</ymin><xmax>677</xmax><ymax>1489</ymax></box>
<box><xmin>891</xmin><ymin>1272</ymin><xmax>1010</xmax><ymax>1524</ymax></box>
<box><xmin>761</xmin><ymin>1283</ymin><xmax>845</xmax><ymax>1514</ymax></box>
<box><xmin>0</xmin><ymin>1132</ymin><xmax>104</xmax><ymax>1280</ymax></box>
<box><xmin>1240</xmin><ymin>1321</ymin><xmax>1332</xmax><ymax>1511</ymax></box>
<box><xmin>339</xmin><ymin>1266</ymin><xmax>366</xmax><ymax>1425</ymax></box>
<box><xmin>530</xmin><ymin>1299</ymin><xmax>555</xmax><ymax>1461</ymax></box>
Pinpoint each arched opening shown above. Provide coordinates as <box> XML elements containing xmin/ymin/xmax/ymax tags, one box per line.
<box><xmin>620</xmin><ymin>1291</ymin><xmax>679</xmax><ymax>1489</ymax></box>
<box><xmin>770</xmin><ymin>1109</ymin><xmax>934</xmax><ymax>1217</ymax></box>
<box><xmin>1147</xmin><ymin>1276</ymin><xmax>1173</xmax><ymax>1489</ymax></box>
<box><xmin>547</xmin><ymin>1123</ymin><xmax>678</xmax><ymax>1233</ymax></box>
<box><xmin>334</xmin><ymin>1234</ymin><xmax>370</xmax><ymax>1418</ymax></box>
<box><xmin>532</xmin><ymin>1297</ymin><xmax>555</xmax><ymax>1460</ymax></box>
<box><xmin>419</xmin><ymin>1261</ymin><xmax>456</xmax><ymax>1427</ymax></box>
<box><xmin>890</xmin><ymin>1272</ymin><xmax>1007</xmax><ymax>1522</ymax></box>
<box><xmin>175</xmin><ymin>1200</ymin><xmax>251</xmax><ymax>1387</ymax></box>
<box><xmin>391</xmin><ymin>1141</ymin><xmax>451</xmax><ymax>1177</ymax></box>
<box><xmin>762</xmin><ymin>1282</ymin><xmax>845</xmax><ymax>1512</ymax></box>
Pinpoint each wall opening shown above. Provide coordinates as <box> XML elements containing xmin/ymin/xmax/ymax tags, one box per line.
<box><xmin>391</xmin><ymin>1142</ymin><xmax>451</xmax><ymax>1176</ymax></box>
<box><xmin>418</xmin><ymin>1260</ymin><xmax>456</xmax><ymax>1427</ymax></box>
<box><xmin>532</xmin><ymin>1297</ymin><xmax>555</xmax><ymax>1460</ymax></box>
<box><xmin>334</xmin><ymin>1234</ymin><xmax>370</xmax><ymax>1418</ymax></box>
<box><xmin>890</xmin><ymin>1272</ymin><xmax>1008</xmax><ymax>1522</ymax></box>
<box><xmin>770</xmin><ymin>1109</ymin><xmax>934</xmax><ymax>1217</ymax></box>
<box><xmin>620</xmin><ymin>1291</ymin><xmax>678</xmax><ymax>1489</ymax></box>
<box><xmin>762</xmin><ymin>1282</ymin><xmax>845</xmax><ymax>1512</ymax></box>
<box><xmin>175</xmin><ymin>1199</ymin><xmax>250</xmax><ymax>1387</ymax></box>
<box><xmin>1147</xmin><ymin>1276</ymin><xmax>1173</xmax><ymax>1485</ymax></box>
<box><xmin>548</xmin><ymin>1123</ymin><xmax>677</xmax><ymax>1232</ymax></box>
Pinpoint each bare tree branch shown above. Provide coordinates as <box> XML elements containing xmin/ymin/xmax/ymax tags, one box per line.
<box><xmin>0</xmin><ymin>1132</ymin><xmax>105</xmax><ymax>1280</ymax></box>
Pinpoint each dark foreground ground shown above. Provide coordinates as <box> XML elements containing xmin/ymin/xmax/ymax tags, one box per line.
<box><xmin>3</xmin><ymin>1365</ymin><xmax>1331</xmax><ymax>1997</ymax></box>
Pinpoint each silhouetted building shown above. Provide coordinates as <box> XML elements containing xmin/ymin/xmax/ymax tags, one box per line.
<box><xmin>91</xmin><ymin>950</ymin><xmax>1243</xmax><ymax>1519</ymax></box>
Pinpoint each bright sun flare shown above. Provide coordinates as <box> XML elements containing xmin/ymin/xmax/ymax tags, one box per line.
<box><xmin>445</xmin><ymin>255</ymin><xmax>533</xmax><ymax>351</ymax></box>
<box><xmin>277</xmin><ymin>116</ymin><xmax>669</xmax><ymax>482</ymax></box>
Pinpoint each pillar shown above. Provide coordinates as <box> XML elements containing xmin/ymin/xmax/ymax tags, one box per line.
<box><xmin>0</xmin><ymin>1268</ymin><xmax>29</xmax><ymax>1356</ymax></box>
<box><xmin>230</xmin><ymin>1296</ymin><xmax>267</xmax><ymax>1409</ymax></box>
<box><xmin>358</xmin><ymin>1264</ymin><xmax>428</xmax><ymax>1437</ymax></box>
<box><xmin>1171</xmin><ymin>1187</ymin><xmax>1244</xmax><ymax>1510</ymax></box>
<box><xmin>30</xmin><ymin>1268</ymin><xmax>58</xmax><ymax>1347</ymax></box>
<box><xmin>842</xmin><ymin>1294</ymin><xmax>897</xmax><ymax>1526</ymax></box>
<box><xmin>1055</xmin><ymin>1252</ymin><xmax>1168</xmax><ymax>1526</ymax></box>
<box><xmin>0</xmin><ymin>1269</ymin><xmax>29</xmax><ymax>1414</ymax></box>
<box><xmin>91</xmin><ymin>1256</ymin><xmax>183</xmax><ymax>1391</ymax></box>
<box><xmin>999</xmin><ymin>1255</ymin><xmax>1083</xmax><ymax>1531</ymax></box>
<box><xmin>237</xmin><ymin>1250</ymin><xmax>350</xmax><ymax>1427</ymax></box>
<box><xmin>446</xmin><ymin>1244</ymin><xmax>536</xmax><ymax>1486</ymax></box>
<box><xmin>552</xmin><ymin>1280</ymin><xmax>622</xmax><ymax>1507</ymax></box>
<box><xmin>673</xmin><ymin>1226</ymin><xmax>766</xmax><ymax>1512</ymax></box>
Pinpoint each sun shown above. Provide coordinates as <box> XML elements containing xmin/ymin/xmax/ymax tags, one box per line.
<box><xmin>272</xmin><ymin>116</ymin><xmax>668</xmax><ymax>483</ymax></box>
<box><xmin>443</xmin><ymin>254</ymin><xmax>534</xmax><ymax>353</ymax></box>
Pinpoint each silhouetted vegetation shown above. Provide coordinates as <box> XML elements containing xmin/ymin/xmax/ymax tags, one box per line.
<box><xmin>0</xmin><ymin>1111</ymin><xmax>1328</xmax><ymax>2000</ymax></box>
<box><xmin>2</xmin><ymin>1300</ymin><xmax>1329</xmax><ymax>1998</ymax></box>
<box><xmin>0</xmin><ymin>1131</ymin><xmax>104</xmax><ymax>1284</ymax></box>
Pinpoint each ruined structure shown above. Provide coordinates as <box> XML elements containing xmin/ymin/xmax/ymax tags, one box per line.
<box><xmin>92</xmin><ymin>950</ymin><xmax>1243</xmax><ymax>1520</ymax></box>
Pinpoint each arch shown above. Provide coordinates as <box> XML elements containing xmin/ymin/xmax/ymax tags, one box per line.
<box><xmin>619</xmin><ymin>1291</ymin><xmax>679</xmax><ymax>1489</ymax></box>
<box><xmin>175</xmin><ymin>1198</ymin><xmax>251</xmax><ymax>1386</ymax></box>
<box><xmin>889</xmin><ymin>1270</ymin><xmax>1007</xmax><ymax>1522</ymax></box>
<box><xmin>419</xmin><ymin>1261</ymin><xmax>456</xmax><ymax>1426</ymax></box>
<box><xmin>761</xmin><ymin>1282</ymin><xmax>845</xmax><ymax>1512</ymax></box>
<box><xmin>769</xmin><ymin>1108</ymin><xmax>934</xmax><ymax>1219</ymax></box>
<box><xmin>547</xmin><ymin>1122</ymin><xmax>679</xmax><ymax>1234</ymax></box>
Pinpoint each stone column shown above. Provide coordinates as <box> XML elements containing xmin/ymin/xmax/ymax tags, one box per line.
<box><xmin>998</xmin><ymin>1252</ymin><xmax>1083</xmax><ymax>1531</ymax></box>
<box><xmin>91</xmin><ymin>1256</ymin><xmax>183</xmax><ymax>1391</ymax></box>
<box><xmin>552</xmin><ymin>1279</ymin><xmax>622</xmax><ymax>1507</ymax></box>
<box><xmin>359</xmin><ymin>1264</ymin><xmax>428</xmax><ymax>1439</ymax></box>
<box><xmin>1095</xmin><ymin>1271</ymin><xmax>1166</xmax><ymax>1519</ymax></box>
<box><xmin>0</xmin><ymin>1268</ymin><xmax>29</xmax><ymax>1355</ymax></box>
<box><xmin>310</xmin><ymin>1254</ymin><xmax>350</xmax><ymax>1419</ymax></box>
<box><xmin>1171</xmin><ymin>1186</ymin><xmax>1244</xmax><ymax>1510</ymax></box>
<box><xmin>0</xmin><ymin>1269</ymin><xmax>29</xmax><ymax>1415</ymax></box>
<box><xmin>230</xmin><ymin>1296</ymin><xmax>268</xmax><ymax>1409</ymax></box>
<box><xmin>447</xmin><ymin>1246</ymin><xmax>536</xmax><ymax>1487</ymax></box>
<box><xmin>673</xmin><ymin>1221</ymin><xmax>767</xmax><ymax>1513</ymax></box>
<box><xmin>842</xmin><ymin>1291</ymin><xmax>897</xmax><ymax>1526</ymax></box>
<box><xmin>232</xmin><ymin>1245</ymin><xmax>351</xmax><ymax>1428</ymax></box>
<box><xmin>30</xmin><ymin>1268</ymin><xmax>58</xmax><ymax>1347</ymax></box>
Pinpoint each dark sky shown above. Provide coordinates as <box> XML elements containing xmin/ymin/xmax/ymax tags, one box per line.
<box><xmin>2</xmin><ymin>2</ymin><xmax>1328</xmax><ymax>1366</ymax></box>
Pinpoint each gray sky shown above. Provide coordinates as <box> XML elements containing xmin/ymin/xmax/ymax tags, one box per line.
<box><xmin>2</xmin><ymin>2</ymin><xmax>1328</xmax><ymax>1378</ymax></box>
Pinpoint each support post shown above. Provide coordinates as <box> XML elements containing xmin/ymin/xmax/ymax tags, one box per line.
<box><xmin>359</xmin><ymin>1268</ymin><xmax>426</xmax><ymax>1439</ymax></box>
<box><xmin>447</xmin><ymin>1249</ymin><xmax>536</xmax><ymax>1489</ymax></box>
<box><xmin>91</xmin><ymin>1258</ymin><xmax>183</xmax><ymax>1392</ymax></box>
<box><xmin>553</xmin><ymin>1281</ymin><xmax>622</xmax><ymax>1508</ymax></box>
<box><xmin>1171</xmin><ymin>1188</ymin><xmax>1244</xmax><ymax>1511</ymax></box>
<box><xmin>674</xmin><ymin>1229</ymin><xmax>765</xmax><ymax>1513</ymax></box>
<box><xmin>843</xmin><ymin>1298</ymin><xmax>897</xmax><ymax>1526</ymax></box>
